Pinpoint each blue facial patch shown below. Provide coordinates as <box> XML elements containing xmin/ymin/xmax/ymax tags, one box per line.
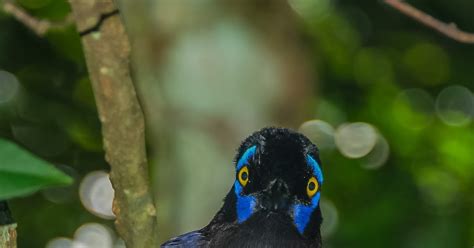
<box><xmin>293</xmin><ymin>192</ymin><xmax>321</xmax><ymax>234</ymax></box>
<box><xmin>292</xmin><ymin>155</ymin><xmax>323</xmax><ymax>235</ymax></box>
<box><xmin>234</xmin><ymin>180</ymin><xmax>256</xmax><ymax>223</ymax></box>
<box><xmin>234</xmin><ymin>146</ymin><xmax>257</xmax><ymax>223</ymax></box>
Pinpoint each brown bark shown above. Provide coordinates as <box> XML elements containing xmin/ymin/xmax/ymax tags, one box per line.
<box><xmin>2</xmin><ymin>0</ymin><xmax>73</xmax><ymax>36</ymax></box>
<box><xmin>68</xmin><ymin>0</ymin><xmax>158</xmax><ymax>247</ymax></box>
<box><xmin>0</xmin><ymin>224</ymin><xmax>17</xmax><ymax>248</ymax></box>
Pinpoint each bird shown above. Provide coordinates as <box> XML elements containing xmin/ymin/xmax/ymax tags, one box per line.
<box><xmin>162</xmin><ymin>127</ymin><xmax>324</xmax><ymax>248</ymax></box>
<box><xmin>0</xmin><ymin>201</ymin><xmax>14</xmax><ymax>226</ymax></box>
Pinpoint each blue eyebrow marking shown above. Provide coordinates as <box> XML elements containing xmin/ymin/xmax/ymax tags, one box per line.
<box><xmin>306</xmin><ymin>155</ymin><xmax>323</xmax><ymax>184</ymax></box>
<box><xmin>236</xmin><ymin>145</ymin><xmax>256</xmax><ymax>170</ymax></box>
<box><xmin>234</xmin><ymin>145</ymin><xmax>257</xmax><ymax>223</ymax></box>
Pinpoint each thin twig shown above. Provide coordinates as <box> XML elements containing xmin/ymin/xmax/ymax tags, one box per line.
<box><xmin>2</xmin><ymin>0</ymin><xmax>73</xmax><ymax>36</ymax></box>
<box><xmin>384</xmin><ymin>0</ymin><xmax>474</xmax><ymax>44</ymax></box>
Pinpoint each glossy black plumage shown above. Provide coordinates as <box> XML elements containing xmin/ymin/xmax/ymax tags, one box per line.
<box><xmin>0</xmin><ymin>201</ymin><xmax>14</xmax><ymax>225</ymax></box>
<box><xmin>162</xmin><ymin>127</ymin><xmax>323</xmax><ymax>248</ymax></box>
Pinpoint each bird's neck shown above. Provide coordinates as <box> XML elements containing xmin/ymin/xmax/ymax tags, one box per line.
<box><xmin>206</xmin><ymin>209</ymin><xmax>321</xmax><ymax>248</ymax></box>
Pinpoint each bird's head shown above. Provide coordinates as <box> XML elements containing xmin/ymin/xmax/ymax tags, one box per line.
<box><xmin>221</xmin><ymin>127</ymin><xmax>323</xmax><ymax>239</ymax></box>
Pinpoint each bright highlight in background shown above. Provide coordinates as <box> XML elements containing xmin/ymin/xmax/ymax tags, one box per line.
<box><xmin>73</xmin><ymin>223</ymin><xmax>114</xmax><ymax>248</ymax></box>
<box><xmin>299</xmin><ymin>119</ymin><xmax>390</xmax><ymax>169</ymax></box>
<box><xmin>46</xmin><ymin>223</ymin><xmax>119</xmax><ymax>248</ymax></box>
<box><xmin>79</xmin><ymin>171</ymin><xmax>115</xmax><ymax>219</ymax></box>
<box><xmin>320</xmin><ymin>198</ymin><xmax>339</xmax><ymax>238</ymax></box>
<box><xmin>299</xmin><ymin>120</ymin><xmax>335</xmax><ymax>150</ymax></box>
<box><xmin>392</xmin><ymin>88</ymin><xmax>434</xmax><ymax>130</ymax></box>
<box><xmin>335</xmin><ymin>122</ymin><xmax>377</xmax><ymax>158</ymax></box>
<box><xmin>361</xmin><ymin>134</ymin><xmax>390</xmax><ymax>170</ymax></box>
<box><xmin>0</xmin><ymin>70</ymin><xmax>20</xmax><ymax>104</ymax></box>
<box><xmin>435</xmin><ymin>85</ymin><xmax>473</xmax><ymax>126</ymax></box>
<box><xmin>46</xmin><ymin>237</ymin><xmax>74</xmax><ymax>248</ymax></box>
<box><xmin>288</xmin><ymin>0</ymin><xmax>333</xmax><ymax>20</ymax></box>
<box><xmin>42</xmin><ymin>165</ymin><xmax>78</xmax><ymax>204</ymax></box>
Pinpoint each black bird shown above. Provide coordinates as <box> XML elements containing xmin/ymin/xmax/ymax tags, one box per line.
<box><xmin>0</xmin><ymin>201</ymin><xmax>14</xmax><ymax>226</ymax></box>
<box><xmin>162</xmin><ymin>127</ymin><xmax>324</xmax><ymax>248</ymax></box>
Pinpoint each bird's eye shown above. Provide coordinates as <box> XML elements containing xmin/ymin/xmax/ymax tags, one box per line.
<box><xmin>306</xmin><ymin>176</ymin><xmax>319</xmax><ymax>198</ymax></box>
<box><xmin>238</xmin><ymin>166</ymin><xmax>249</xmax><ymax>186</ymax></box>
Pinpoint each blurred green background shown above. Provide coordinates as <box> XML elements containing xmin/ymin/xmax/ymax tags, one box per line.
<box><xmin>0</xmin><ymin>0</ymin><xmax>473</xmax><ymax>247</ymax></box>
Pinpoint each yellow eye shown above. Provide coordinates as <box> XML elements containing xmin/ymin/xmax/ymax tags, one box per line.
<box><xmin>306</xmin><ymin>177</ymin><xmax>319</xmax><ymax>198</ymax></box>
<box><xmin>238</xmin><ymin>166</ymin><xmax>249</xmax><ymax>186</ymax></box>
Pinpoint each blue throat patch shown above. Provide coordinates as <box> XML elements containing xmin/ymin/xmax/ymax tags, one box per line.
<box><xmin>292</xmin><ymin>155</ymin><xmax>324</xmax><ymax>235</ymax></box>
<box><xmin>234</xmin><ymin>146</ymin><xmax>257</xmax><ymax>223</ymax></box>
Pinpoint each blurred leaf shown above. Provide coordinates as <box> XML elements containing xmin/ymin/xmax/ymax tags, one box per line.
<box><xmin>64</xmin><ymin>116</ymin><xmax>102</xmax><ymax>152</ymax></box>
<box><xmin>18</xmin><ymin>0</ymin><xmax>52</xmax><ymax>10</ymax></box>
<box><xmin>437</xmin><ymin>126</ymin><xmax>474</xmax><ymax>180</ymax></box>
<box><xmin>0</xmin><ymin>138</ymin><xmax>73</xmax><ymax>200</ymax></box>
<box><xmin>72</xmin><ymin>77</ymin><xmax>96</xmax><ymax>111</ymax></box>
<box><xmin>16</xmin><ymin>64</ymin><xmax>66</xmax><ymax>91</ymax></box>
<box><xmin>311</xmin><ymin>14</ymin><xmax>360</xmax><ymax>79</ymax></box>
<box><xmin>46</xmin><ymin>27</ymin><xmax>85</xmax><ymax>65</ymax></box>
<box><xmin>353</xmin><ymin>48</ymin><xmax>394</xmax><ymax>86</ymax></box>
<box><xmin>403</xmin><ymin>42</ymin><xmax>450</xmax><ymax>86</ymax></box>
<box><xmin>11</xmin><ymin>124</ymin><xmax>71</xmax><ymax>157</ymax></box>
<box><xmin>32</xmin><ymin>0</ymin><xmax>71</xmax><ymax>20</ymax></box>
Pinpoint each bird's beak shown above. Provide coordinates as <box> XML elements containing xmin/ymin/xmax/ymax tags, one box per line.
<box><xmin>260</xmin><ymin>179</ymin><xmax>291</xmax><ymax>212</ymax></box>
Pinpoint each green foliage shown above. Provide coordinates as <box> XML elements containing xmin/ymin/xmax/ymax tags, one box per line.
<box><xmin>18</xmin><ymin>0</ymin><xmax>52</xmax><ymax>10</ymax></box>
<box><xmin>403</xmin><ymin>42</ymin><xmax>450</xmax><ymax>85</ymax></box>
<box><xmin>0</xmin><ymin>138</ymin><xmax>73</xmax><ymax>200</ymax></box>
<box><xmin>1</xmin><ymin>0</ymin><xmax>474</xmax><ymax>247</ymax></box>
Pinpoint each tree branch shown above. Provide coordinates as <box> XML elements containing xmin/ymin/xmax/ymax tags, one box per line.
<box><xmin>68</xmin><ymin>0</ymin><xmax>158</xmax><ymax>247</ymax></box>
<box><xmin>2</xmin><ymin>0</ymin><xmax>73</xmax><ymax>36</ymax></box>
<box><xmin>384</xmin><ymin>0</ymin><xmax>474</xmax><ymax>44</ymax></box>
<box><xmin>0</xmin><ymin>224</ymin><xmax>16</xmax><ymax>248</ymax></box>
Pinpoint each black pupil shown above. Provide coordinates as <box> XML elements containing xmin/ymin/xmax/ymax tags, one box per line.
<box><xmin>241</xmin><ymin>171</ymin><xmax>248</xmax><ymax>181</ymax></box>
<box><xmin>308</xmin><ymin>181</ymin><xmax>315</xmax><ymax>191</ymax></box>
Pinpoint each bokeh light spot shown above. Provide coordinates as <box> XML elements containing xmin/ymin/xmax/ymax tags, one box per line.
<box><xmin>114</xmin><ymin>239</ymin><xmax>126</xmax><ymax>248</ymax></box>
<box><xmin>435</xmin><ymin>85</ymin><xmax>473</xmax><ymax>126</ymax></box>
<box><xmin>315</xmin><ymin>99</ymin><xmax>347</xmax><ymax>126</ymax></box>
<box><xmin>46</xmin><ymin>237</ymin><xmax>73</xmax><ymax>248</ymax></box>
<box><xmin>353</xmin><ymin>48</ymin><xmax>394</xmax><ymax>86</ymax></box>
<box><xmin>299</xmin><ymin>120</ymin><xmax>335</xmax><ymax>150</ymax></box>
<box><xmin>320</xmin><ymin>198</ymin><xmax>339</xmax><ymax>238</ymax></box>
<box><xmin>361</xmin><ymin>133</ymin><xmax>390</xmax><ymax>170</ymax></box>
<box><xmin>288</xmin><ymin>0</ymin><xmax>333</xmax><ymax>21</ymax></box>
<box><xmin>403</xmin><ymin>43</ymin><xmax>450</xmax><ymax>86</ymax></box>
<box><xmin>73</xmin><ymin>223</ymin><xmax>114</xmax><ymax>248</ymax></box>
<box><xmin>392</xmin><ymin>88</ymin><xmax>434</xmax><ymax>130</ymax></box>
<box><xmin>0</xmin><ymin>70</ymin><xmax>20</xmax><ymax>104</ymax></box>
<box><xmin>335</xmin><ymin>122</ymin><xmax>377</xmax><ymax>158</ymax></box>
<box><xmin>42</xmin><ymin>165</ymin><xmax>79</xmax><ymax>204</ymax></box>
<box><xmin>79</xmin><ymin>171</ymin><xmax>115</xmax><ymax>219</ymax></box>
<box><xmin>415</xmin><ymin>168</ymin><xmax>460</xmax><ymax>212</ymax></box>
